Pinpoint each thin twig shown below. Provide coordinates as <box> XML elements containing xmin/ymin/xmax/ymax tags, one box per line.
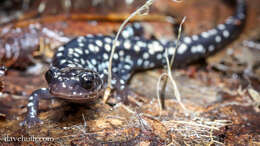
<box><xmin>158</xmin><ymin>17</ymin><xmax>186</xmax><ymax>110</ymax></box>
<box><xmin>157</xmin><ymin>17</ymin><xmax>187</xmax><ymax>112</ymax></box>
<box><xmin>169</xmin><ymin>17</ymin><xmax>186</xmax><ymax>66</ymax></box>
<box><xmin>165</xmin><ymin>48</ymin><xmax>187</xmax><ymax>111</ymax></box>
<box><xmin>156</xmin><ymin>73</ymin><xmax>168</xmax><ymax>116</ymax></box>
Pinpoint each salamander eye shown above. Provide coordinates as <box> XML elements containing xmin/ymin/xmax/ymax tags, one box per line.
<box><xmin>80</xmin><ymin>75</ymin><xmax>94</xmax><ymax>90</ymax></box>
<box><xmin>45</xmin><ymin>69</ymin><xmax>54</xmax><ymax>83</ymax></box>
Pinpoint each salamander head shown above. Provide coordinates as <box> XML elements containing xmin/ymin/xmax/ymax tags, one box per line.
<box><xmin>45</xmin><ymin>66</ymin><xmax>104</xmax><ymax>102</ymax></box>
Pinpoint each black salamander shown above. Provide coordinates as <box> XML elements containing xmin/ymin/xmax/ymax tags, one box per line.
<box><xmin>21</xmin><ymin>0</ymin><xmax>246</xmax><ymax>127</ymax></box>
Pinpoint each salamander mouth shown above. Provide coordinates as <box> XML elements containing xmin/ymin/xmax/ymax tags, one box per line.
<box><xmin>50</xmin><ymin>87</ymin><xmax>104</xmax><ymax>103</ymax></box>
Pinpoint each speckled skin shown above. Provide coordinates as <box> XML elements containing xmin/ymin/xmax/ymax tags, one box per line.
<box><xmin>21</xmin><ymin>0</ymin><xmax>246</xmax><ymax>127</ymax></box>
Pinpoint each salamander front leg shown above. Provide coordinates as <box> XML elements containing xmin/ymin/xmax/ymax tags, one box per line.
<box><xmin>20</xmin><ymin>88</ymin><xmax>54</xmax><ymax>128</ymax></box>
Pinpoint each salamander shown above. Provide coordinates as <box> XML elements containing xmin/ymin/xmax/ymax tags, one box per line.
<box><xmin>21</xmin><ymin>0</ymin><xmax>246</xmax><ymax>127</ymax></box>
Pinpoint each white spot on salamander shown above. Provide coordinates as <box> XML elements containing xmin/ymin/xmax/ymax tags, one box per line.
<box><xmin>134</xmin><ymin>45</ymin><xmax>140</xmax><ymax>52</ymax></box>
<box><xmin>184</xmin><ymin>37</ymin><xmax>192</xmax><ymax>44</ymax></box>
<box><xmin>209</xmin><ymin>45</ymin><xmax>215</xmax><ymax>52</ymax></box>
<box><xmin>29</xmin><ymin>96</ymin><xmax>33</xmax><ymax>100</ymax></box>
<box><xmin>124</xmin><ymin>40</ymin><xmax>131</xmax><ymax>49</ymax></box>
<box><xmin>156</xmin><ymin>54</ymin><xmax>162</xmax><ymax>60</ymax></box>
<box><xmin>192</xmin><ymin>35</ymin><xmax>199</xmax><ymax>41</ymax></box>
<box><xmin>56</xmin><ymin>52</ymin><xmax>63</xmax><ymax>57</ymax></box>
<box><xmin>119</xmin><ymin>50</ymin><xmax>124</xmax><ymax>56</ymax></box>
<box><xmin>91</xmin><ymin>59</ymin><xmax>97</xmax><ymax>65</ymax></box>
<box><xmin>137</xmin><ymin>59</ymin><xmax>143</xmax><ymax>66</ymax></box>
<box><xmin>191</xmin><ymin>45</ymin><xmax>205</xmax><ymax>53</ymax></box>
<box><xmin>103</xmin><ymin>53</ymin><xmax>109</xmax><ymax>60</ymax></box>
<box><xmin>209</xmin><ymin>29</ymin><xmax>218</xmax><ymax>35</ymax></box>
<box><xmin>177</xmin><ymin>44</ymin><xmax>188</xmax><ymax>54</ymax></box>
<box><xmin>215</xmin><ymin>36</ymin><xmax>222</xmax><ymax>43</ymax></box>
<box><xmin>89</xmin><ymin>44</ymin><xmax>95</xmax><ymax>52</ymax></box>
<box><xmin>201</xmin><ymin>32</ymin><xmax>209</xmax><ymax>38</ymax></box>
<box><xmin>75</xmin><ymin>48</ymin><xmax>83</xmax><ymax>54</ymax></box>
<box><xmin>79</xmin><ymin>43</ymin><xmax>84</xmax><ymax>47</ymax></box>
<box><xmin>58</xmin><ymin>46</ymin><xmax>65</xmax><ymax>51</ymax></box>
<box><xmin>105</xmin><ymin>44</ymin><xmax>111</xmax><ymax>52</ymax></box>
<box><xmin>143</xmin><ymin>53</ymin><xmax>149</xmax><ymax>59</ymax></box>
<box><xmin>168</xmin><ymin>47</ymin><xmax>176</xmax><ymax>55</ymax></box>
<box><xmin>85</xmin><ymin>49</ymin><xmax>89</xmax><ymax>54</ymax></box>
<box><xmin>62</xmin><ymin>82</ymin><xmax>66</xmax><ymax>88</ymax></box>
<box><xmin>124</xmin><ymin>64</ymin><xmax>131</xmax><ymax>70</ymax></box>
<box><xmin>27</xmin><ymin>102</ymin><xmax>34</xmax><ymax>107</ymax></box>
<box><xmin>144</xmin><ymin>60</ymin><xmax>150</xmax><ymax>67</ymax></box>
<box><xmin>96</xmin><ymin>40</ymin><xmax>103</xmax><ymax>47</ymax></box>
<box><xmin>105</xmin><ymin>37</ymin><xmax>112</xmax><ymax>43</ymax></box>
<box><xmin>223</xmin><ymin>30</ymin><xmax>230</xmax><ymax>38</ymax></box>
<box><xmin>113</xmin><ymin>53</ymin><xmax>119</xmax><ymax>59</ymax></box>
<box><xmin>218</xmin><ymin>24</ymin><xmax>226</xmax><ymax>30</ymax></box>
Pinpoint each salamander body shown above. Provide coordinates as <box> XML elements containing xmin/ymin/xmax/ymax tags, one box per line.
<box><xmin>21</xmin><ymin>0</ymin><xmax>246</xmax><ymax>127</ymax></box>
